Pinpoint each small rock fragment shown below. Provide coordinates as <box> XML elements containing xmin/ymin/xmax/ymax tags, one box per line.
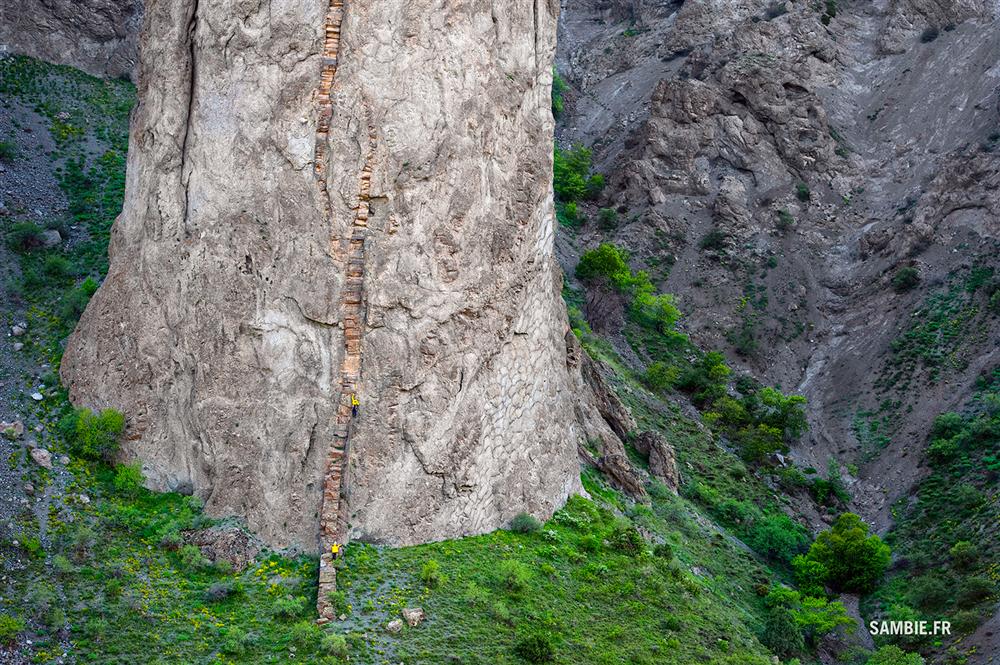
<box><xmin>386</xmin><ymin>619</ymin><xmax>403</xmax><ymax>633</ymax></box>
<box><xmin>11</xmin><ymin>325</ymin><xmax>26</xmax><ymax>337</ymax></box>
<box><xmin>31</xmin><ymin>392</ymin><xmax>44</xmax><ymax>401</ymax></box>
<box><xmin>24</xmin><ymin>483</ymin><xmax>34</xmax><ymax>495</ymax></box>
<box><xmin>30</xmin><ymin>448</ymin><xmax>53</xmax><ymax>469</ymax></box>
<box><xmin>12</xmin><ymin>342</ymin><xmax>23</xmax><ymax>351</ymax></box>
<box><xmin>59</xmin><ymin>456</ymin><xmax>70</xmax><ymax>465</ymax></box>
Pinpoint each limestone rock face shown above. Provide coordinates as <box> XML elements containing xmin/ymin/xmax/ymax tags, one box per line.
<box><xmin>0</xmin><ymin>0</ymin><xmax>141</xmax><ymax>79</ymax></box>
<box><xmin>61</xmin><ymin>0</ymin><xmax>584</xmax><ymax>550</ymax></box>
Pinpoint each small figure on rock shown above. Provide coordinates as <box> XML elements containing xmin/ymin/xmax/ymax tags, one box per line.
<box><xmin>351</xmin><ymin>394</ymin><xmax>359</xmax><ymax>418</ymax></box>
<box><xmin>331</xmin><ymin>542</ymin><xmax>342</xmax><ymax>559</ymax></box>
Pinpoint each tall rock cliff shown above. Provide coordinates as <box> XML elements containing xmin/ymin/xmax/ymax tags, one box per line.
<box><xmin>0</xmin><ymin>0</ymin><xmax>141</xmax><ymax>80</ymax></box>
<box><xmin>61</xmin><ymin>0</ymin><xmax>589</xmax><ymax>560</ymax></box>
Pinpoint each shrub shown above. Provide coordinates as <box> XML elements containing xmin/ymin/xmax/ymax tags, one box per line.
<box><xmin>800</xmin><ymin>513</ymin><xmax>890</xmax><ymax>593</ymax></box>
<box><xmin>930</xmin><ymin>412</ymin><xmax>964</xmax><ymax>439</ymax></box>
<box><xmin>644</xmin><ymin>361</ymin><xmax>679</xmax><ymax>392</ymax></box>
<box><xmin>608</xmin><ymin>523</ymin><xmax>645</xmax><ymax>556</ymax></box>
<box><xmin>795</xmin><ymin>183</ymin><xmax>811</xmax><ymax>202</ymax></box>
<box><xmin>575</xmin><ymin>243</ymin><xmax>631</xmax><ymax>288</ymax></box>
<box><xmin>760</xmin><ymin>606</ymin><xmax>803</xmax><ymax>657</ymax></box>
<box><xmin>43</xmin><ymin>255</ymin><xmax>73</xmax><ymax>278</ymax></box>
<box><xmin>633</xmin><ymin>292</ymin><xmax>681</xmax><ymax>333</ymax></box>
<box><xmin>67</xmin><ymin>407</ymin><xmax>125</xmax><ymax>461</ymax></box>
<box><xmin>949</xmin><ymin>541</ymin><xmax>978</xmax><ymax>570</ymax></box>
<box><xmin>0</xmin><ymin>140</ymin><xmax>18</xmax><ymax>162</ymax></box>
<box><xmin>776</xmin><ymin>209</ymin><xmax>795</xmax><ymax>231</ymax></box>
<box><xmin>892</xmin><ymin>266</ymin><xmax>920</xmax><ymax>292</ymax></box>
<box><xmin>113</xmin><ymin>463</ymin><xmax>144</xmax><ymax>496</ymax></box>
<box><xmin>578</xmin><ymin>533</ymin><xmax>601</xmax><ymax>553</ymax></box>
<box><xmin>514</xmin><ymin>632</ymin><xmax>556</xmax><ymax>663</ymax></box>
<box><xmin>908</xmin><ymin>574</ymin><xmax>949</xmax><ymax>611</ymax></box>
<box><xmin>322</xmin><ymin>632</ymin><xmax>349</xmax><ymax>659</ymax></box>
<box><xmin>867</xmin><ymin>645</ymin><xmax>924</xmax><ymax>665</ymax></box>
<box><xmin>290</xmin><ymin>620</ymin><xmax>322</xmax><ymax>650</ymax></box>
<box><xmin>51</xmin><ymin>554</ymin><xmax>75</xmax><ymax>576</ymax></box>
<box><xmin>0</xmin><ymin>613</ymin><xmax>24</xmax><ymax>645</ymax></box>
<box><xmin>6</xmin><ymin>222</ymin><xmax>44</xmax><ymax>252</ymax></box>
<box><xmin>955</xmin><ymin>576</ymin><xmax>993</xmax><ymax>608</ymax></box>
<box><xmin>699</xmin><ymin>229</ymin><xmax>727</xmax><ymax>250</ymax></box>
<box><xmin>551</xmin><ymin>69</ymin><xmax>568</xmax><ymax>119</ymax></box>
<box><xmin>271</xmin><ymin>595</ymin><xmax>307</xmax><ymax>619</ymax></box>
<box><xmin>177</xmin><ymin>544</ymin><xmax>209</xmax><ymax>571</ymax></box>
<box><xmin>420</xmin><ymin>559</ymin><xmax>443</xmax><ymax>588</ymax></box>
<box><xmin>205</xmin><ymin>581</ymin><xmax>238</xmax><ymax>602</ymax></box>
<box><xmin>750</xmin><ymin>513</ymin><xmax>808</xmax><ymax>562</ymax></box>
<box><xmin>327</xmin><ymin>589</ymin><xmax>350</xmax><ymax>616</ymax></box>
<box><xmin>510</xmin><ymin>512</ymin><xmax>542</xmax><ymax>534</ymax></box>
<box><xmin>60</xmin><ymin>277</ymin><xmax>99</xmax><ymax>322</ymax></box>
<box><xmin>951</xmin><ymin>609</ymin><xmax>982</xmax><ymax>634</ymax></box>
<box><xmin>598</xmin><ymin>207</ymin><xmax>618</xmax><ymax>230</ymax></box>
<box><xmin>498</xmin><ymin>560</ymin><xmax>532</xmax><ymax>594</ymax></box>
<box><xmin>653</xmin><ymin>543</ymin><xmax>673</xmax><ymax>559</ymax></box>
<box><xmin>735</xmin><ymin>423</ymin><xmax>785</xmax><ymax>462</ymax></box>
<box><xmin>554</xmin><ymin>144</ymin><xmax>603</xmax><ymax>202</ymax></box>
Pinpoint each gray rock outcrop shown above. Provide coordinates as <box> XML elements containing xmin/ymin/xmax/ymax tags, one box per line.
<box><xmin>0</xmin><ymin>0</ymin><xmax>141</xmax><ymax>80</ymax></box>
<box><xmin>61</xmin><ymin>0</ymin><xmax>587</xmax><ymax>557</ymax></box>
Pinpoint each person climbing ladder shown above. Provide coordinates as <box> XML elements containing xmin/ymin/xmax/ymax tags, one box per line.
<box><xmin>351</xmin><ymin>394</ymin><xmax>359</xmax><ymax>418</ymax></box>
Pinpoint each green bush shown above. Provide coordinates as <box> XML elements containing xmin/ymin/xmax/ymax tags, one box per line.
<box><xmin>799</xmin><ymin>513</ymin><xmax>890</xmax><ymax>593</ymax></box>
<box><xmin>575</xmin><ymin>243</ymin><xmax>631</xmax><ymax>288</ymax></box>
<box><xmin>0</xmin><ymin>613</ymin><xmax>24</xmax><ymax>645</ymax></box>
<box><xmin>949</xmin><ymin>540</ymin><xmax>977</xmax><ymax>570</ymax></box>
<box><xmin>204</xmin><ymin>581</ymin><xmax>239</xmax><ymax>602</ymax></box>
<box><xmin>598</xmin><ymin>207</ymin><xmax>618</xmax><ymax>230</ymax></box>
<box><xmin>290</xmin><ymin>621</ymin><xmax>322</xmax><ymax>650</ymax></box>
<box><xmin>608</xmin><ymin>523</ymin><xmax>645</xmax><ymax>556</ymax></box>
<box><xmin>6</xmin><ymin>221</ymin><xmax>44</xmax><ymax>251</ymax></box>
<box><xmin>892</xmin><ymin>266</ymin><xmax>920</xmax><ymax>292</ymax></box>
<box><xmin>795</xmin><ymin>183</ymin><xmax>811</xmax><ymax>202</ymax></box>
<box><xmin>65</xmin><ymin>407</ymin><xmax>125</xmax><ymax>461</ymax></box>
<box><xmin>644</xmin><ymin>361</ymin><xmax>679</xmax><ymax>392</ymax></box>
<box><xmin>498</xmin><ymin>560</ymin><xmax>532</xmax><ymax>594</ymax></box>
<box><xmin>177</xmin><ymin>544</ymin><xmax>209</xmax><ymax>571</ymax></box>
<box><xmin>866</xmin><ymin>645</ymin><xmax>924</xmax><ymax>665</ymax></box>
<box><xmin>699</xmin><ymin>229</ymin><xmax>727</xmax><ymax>250</ymax></box>
<box><xmin>514</xmin><ymin>632</ymin><xmax>556</xmax><ymax>663</ymax></box>
<box><xmin>955</xmin><ymin>576</ymin><xmax>993</xmax><ymax>608</ymax></box>
<box><xmin>908</xmin><ymin>574</ymin><xmax>949</xmax><ymax>611</ymax></box>
<box><xmin>60</xmin><ymin>276</ymin><xmax>99</xmax><ymax>322</ymax></box>
<box><xmin>776</xmin><ymin>209</ymin><xmax>795</xmax><ymax>231</ymax></box>
<box><xmin>322</xmin><ymin>632</ymin><xmax>349</xmax><ymax>659</ymax></box>
<box><xmin>653</xmin><ymin>543</ymin><xmax>673</xmax><ymax>559</ymax></box>
<box><xmin>760</xmin><ymin>606</ymin><xmax>803</xmax><ymax>657</ymax></box>
<box><xmin>551</xmin><ymin>69</ymin><xmax>568</xmax><ymax>119</ymax></box>
<box><xmin>750</xmin><ymin>513</ymin><xmax>808</xmax><ymax>562</ymax></box>
<box><xmin>0</xmin><ymin>140</ymin><xmax>18</xmax><ymax>162</ymax></box>
<box><xmin>327</xmin><ymin>590</ymin><xmax>350</xmax><ymax>616</ymax></box>
<box><xmin>554</xmin><ymin>145</ymin><xmax>603</xmax><ymax>202</ymax></box>
<box><xmin>510</xmin><ymin>512</ymin><xmax>542</xmax><ymax>534</ymax></box>
<box><xmin>44</xmin><ymin>254</ymin><xmax>73</xmax><ymax>278</ymax></box>
<box><xmin>271</xmin><ymin>595</ymin><xmax>307</xmax><ymax>619</ymax></box>
<box><xmin>420</xmin><ymin>559</ymin><xmax>443</xmax><ymax>588</ymax></box>
<box><xmin>113</xmin><ymin>463</ymin><xmax>145</xmax><ymax>496</ymax></box>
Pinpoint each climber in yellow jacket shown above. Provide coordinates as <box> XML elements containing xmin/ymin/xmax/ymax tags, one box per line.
<box><xmin>351</xmin><ymin>394</ymin><xmax>359</xmax><ymax>418</ymax></box>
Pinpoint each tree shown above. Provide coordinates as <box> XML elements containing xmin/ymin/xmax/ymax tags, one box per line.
<box><xmin>791</xmin><ymin>555</ymin><xmax>829</xmax><ymax>598</ymax></box>
<box><xmin>801</xmin><ymin>513</ymin><xmax>890</xmax><ymax>593</ymax></box>
<box><xmin>793</xmin><ymin>595</ymin><xmax>853</xmax><ymax>646</ymax></box>
<box><xmin>575</xmin><ymin>243</ymin><xmax>631</xmax><ymax>288</ymax></box>
<box><xmin>761</xmin><ymin>606</ymin><xmax>804</xmax><ymax>657</ymax></box>
<box><xmin>751</xmin><ymin>513</ymin><xmax>808</xmax><ymax>562</ymax></box>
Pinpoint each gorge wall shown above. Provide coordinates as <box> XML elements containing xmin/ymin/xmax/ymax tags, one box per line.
<box><xmin>60</xmin><ymin>0</ymin><xmax>594</xmax><ymax>558</ymax></box>
<box><xmin>0</xmin><ymin>0</ymin><xmax>141</xmax><ymax>80</ymax></box>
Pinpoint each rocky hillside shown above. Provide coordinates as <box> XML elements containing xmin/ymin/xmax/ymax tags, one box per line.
<box><xmin>557</xmin><ymin>0</ymin><xmax>1000</xmax><ymax>661</ymax></box>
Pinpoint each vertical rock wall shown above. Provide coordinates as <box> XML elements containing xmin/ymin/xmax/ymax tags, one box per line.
<box><xmin>61</xmin><ymin>0</ymin><xmax>584</xmax><ymax>555</ymax></box>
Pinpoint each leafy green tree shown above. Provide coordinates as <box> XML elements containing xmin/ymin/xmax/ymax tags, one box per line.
<box><xmin>793</xmin><ymin>595</ymin><xmax>853</xmax><ymax>645</ymax></box>
<box><xmin>801</xmin><ymin>513</ymin><xmax>890</xmax><ymax>593</ymax></box>
<box><xmin>553</xmin><ymin>144</ymin><xmax>603</xmax><ymax>202</ymax></box>
<box><xmin>760</xmin><ymin>605</ymin><xmax>804</xmax><ymax>657</ymax></box>
<box><xmin>575</xmin><ymin>243</ymin><xmax>631</xmax><ymax>288</ymax></box>
<box><xmin>735</xmin><ymin>423</ymin><xmax>785</xmax><ymax>463</ymax></box>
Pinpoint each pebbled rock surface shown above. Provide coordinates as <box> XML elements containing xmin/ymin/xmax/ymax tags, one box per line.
<box><xmin>0</xmin><ymin>0</ymin><xmax>141</xmax><ymax>80</ymax></box>
<box><xmin>61</xmin><ymin>0</ymin><xmax>587</xmax><ymax>550</ymax></box>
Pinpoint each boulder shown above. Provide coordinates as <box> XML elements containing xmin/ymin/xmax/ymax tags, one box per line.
<box><xmin>634</xmin><ymin>431</ymin><xmax>680</xmax><ymax>492</ymax></box>
<box><xmin>401</xmin><ymin>607</ymin><xmax>426</xmax><ymax>628</ymax></box>
<box><xmin>40</xmin><ymin>230</ymin><xmax>62</xmax><ymax>247</ymax></box>
<box><xmin>30</xmin><ymin>448</ymin><xmax>53</xmax><ymax>469</ymax></box>
<box><xmin>386</xmin><ymin>619</ymin><xmax>403</xmax><ymax>634</ymax></box>
<box><xmin>1</xmin><ymin>421</ymin><xmax>24</xmax><ymax>440</ymax></box>
<box><xmin>184</xmin><ymin>525</ymin><xmax>262</xmax><ymax>573</ymax></box>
